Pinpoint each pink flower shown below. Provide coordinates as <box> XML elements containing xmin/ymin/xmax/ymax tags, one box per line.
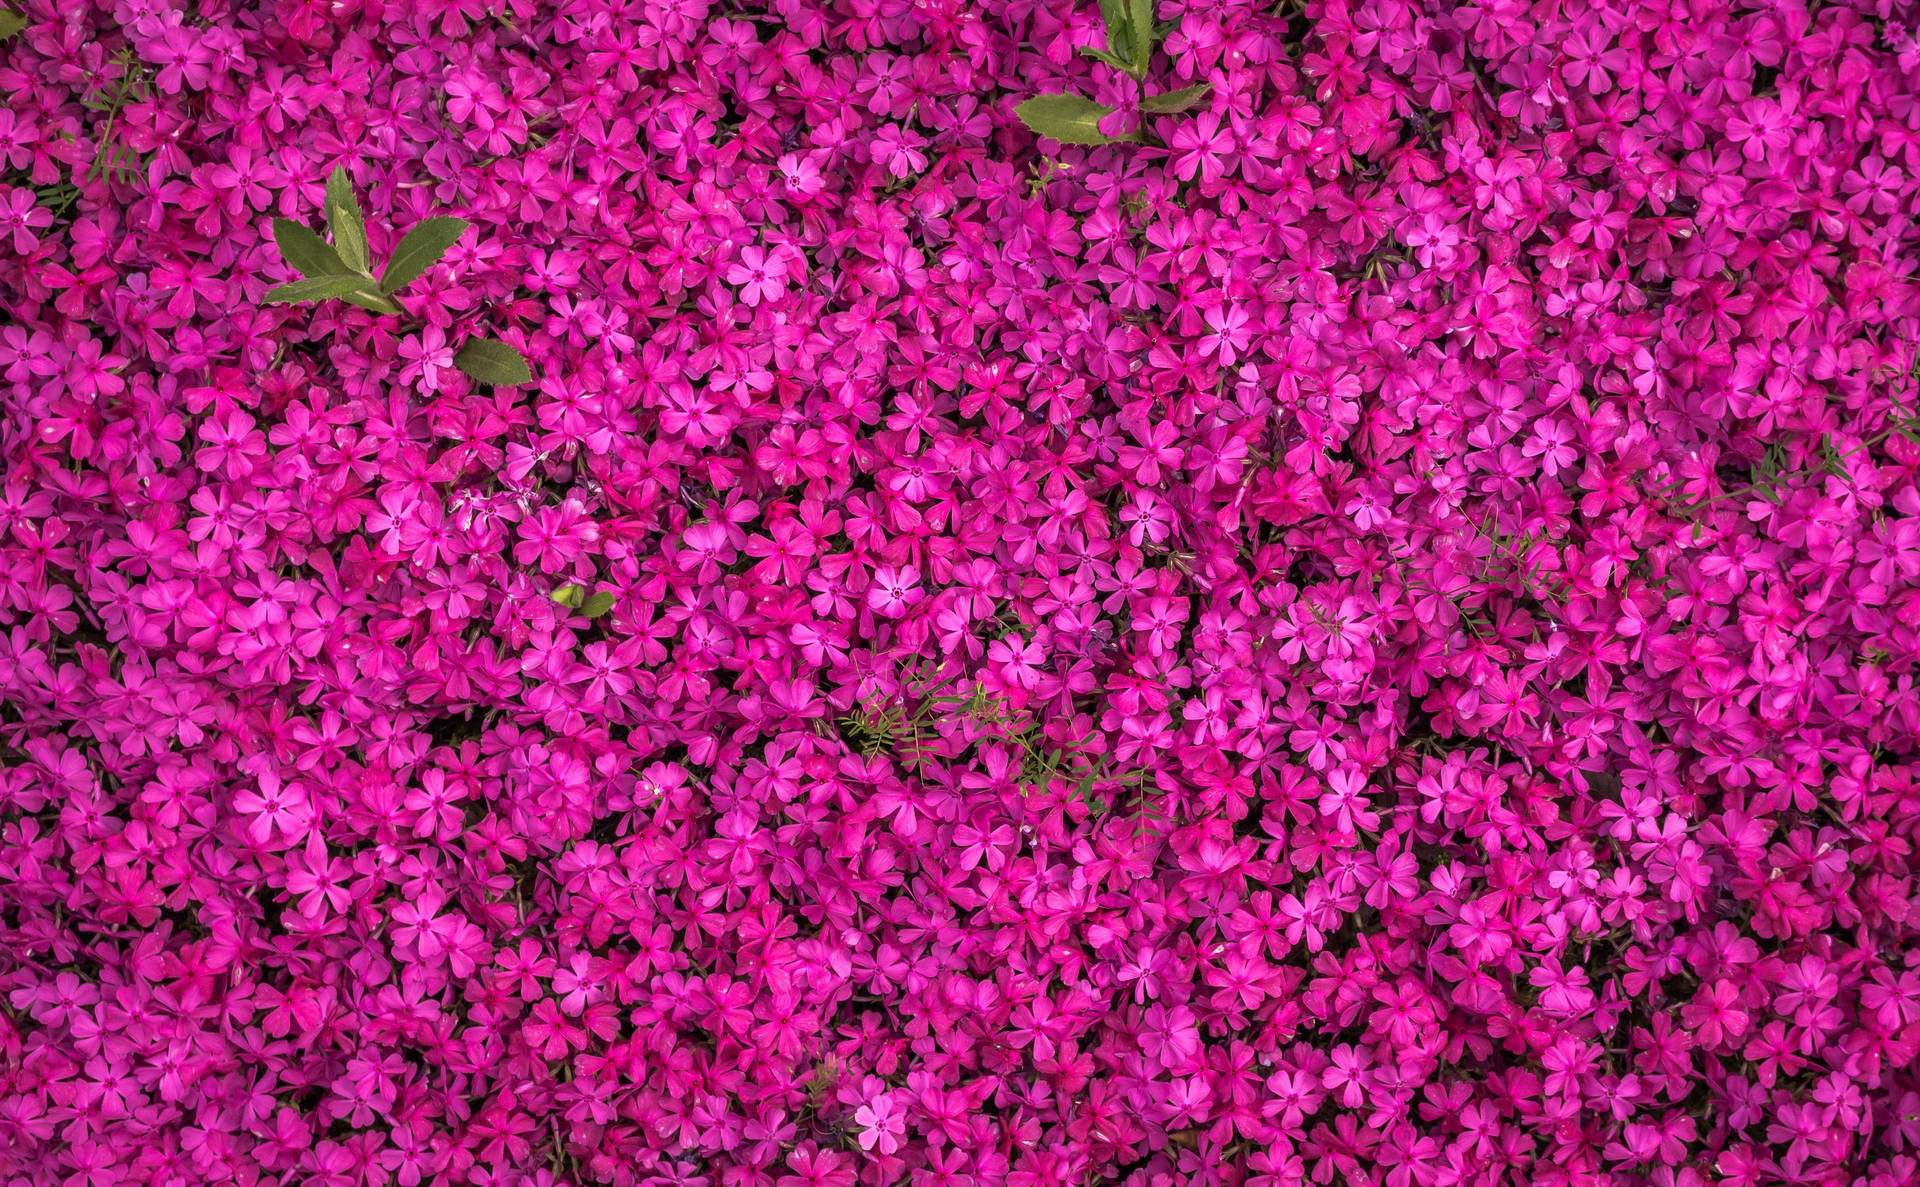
<box><xmin>866</xmin><ymin>564</ymin><xmax>923</xmax><ymax>618</ymax></box>
<box><xmin>398</xmin><ymin>324</ymin><xmax>457</xmax><ymax>393</ymax></box>
<box><xmin>986</xmin><ymin>633</ymin><xmax>1043</xmax><ymax>689</ymax></box>
<box><xmin>776</xmin><ymin>152</ymin><xmax>826</xmax><ymax>201</ymax></box>
<box><xmin>1169</xmin><ymin>111</ymin><xmax>1232</xmax><ymax>182</ymax></box>
<box><xmin>870</xmin><ymin>124</ymin><xmax>928</xmax><ymax>179</ymax></box>
<box><xmin>5</xmin><ymin>0</ymin><xmax>1920</xmax><ymax>1177</ymax></box>
<box><xmin>0</xmin><ymin>186</ymin><xmax>52</xmax><ymax>253</ymax></box>
<box><xmin>231</xmin><ymin>771</ymin><xmax>311</xmax><ymax>845</ymax></box>
<box><xmin>852</xmin><ymin>1092</ymin><xmax>906</xmax><ymax>1155</ymax></box>
<box><xmin>726</xmin><ymin>246</ymin><xmax>789</xmax><ymax>307</ymax></box>
<box><xmin>284</xmin><ymin>831</ymin><xmax>352</xmax><ymax>919</ymax></box>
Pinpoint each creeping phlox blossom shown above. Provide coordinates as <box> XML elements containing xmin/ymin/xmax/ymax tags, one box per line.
<box><xmin>3</xmin><ymin>0</ymin><xmax>1920</xmax><ymax>1186</ymax></box>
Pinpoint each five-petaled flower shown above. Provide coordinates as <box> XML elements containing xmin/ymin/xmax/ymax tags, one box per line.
<box><xmin>0</xmin><ymin>3</ymin><xmax>1915</xmax><ymax>1185</ymax></box>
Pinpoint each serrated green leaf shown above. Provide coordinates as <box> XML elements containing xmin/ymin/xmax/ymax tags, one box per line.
<box><xmin>324</xmin><ymin>166</ymin><xmax>370</xmax><ymax>276</ymax></box>
<box><xmin>0</xmin><ymin>12</ymin><xmax>27</xmax><ymax>38</ymax></box>
<box><xmin>1140</xmin><ymin>83</ymin><xmax>1212</xmax><ymax>114</ymax></box>
<box><xmin>1015</xmin><ymin>94</ymin><xmax>1118</xmax><ymax>146</ymax></box>
<box><xmin>1128</xmin><ymin>0</ymin><xmax>1156</xmax><ymax>72</ymax></box>
<box><xmin>272</xmin><ymin>218</ymin><xmax>354</xmax><ymax>279</ymax></box>
<box><xmin>1097</xmin><ymin>0</ymin><xmax>1133</xmax><ymax>63</ymax></box>
<box><xmin>453</xmin><ymin>338</ymin><xmax>533</xmax><ymax>387</ymax></box>
<box><xmin>379</xmin><ymin>216</ymin><xmax>469</xmax><ymax>294</ymax></box>
<box><xmin>581</xmin><ymin>592</ymin><xmax>616</xmax><ymax>619</ymax></box>
<box><xmin>264</xmin><ymin>276</ymin><xmax>382</xmax><ymax>305</ymax></box>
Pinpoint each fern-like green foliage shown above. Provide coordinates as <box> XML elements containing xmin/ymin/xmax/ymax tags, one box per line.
<box><xmin>839</xmin><ymin>661</ymin><xmax>1161</xmax><ymax>828</ymax></box>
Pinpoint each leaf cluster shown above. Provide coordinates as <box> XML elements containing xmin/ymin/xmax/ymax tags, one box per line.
<box><xmin>802</xmin><ymin>1055</ymin><xmax>845</xmax><ymax>1110</ymax></box>
<box><xmin>267</xmin><ymin>167</ymin><xmax>533</xmax><ymax>387</ymax></box>
<box><xmin>840</xmin><ymin>660</ymin><xmax>1165</xmax><ymax>830</ymax></box>
<box><xmin>41</xmin><ymin>47</ymin><xmax>152</xmax><ymax>193</ymax></box>
<box><xmin>1650</xmin><ymin>360</ymin><xmax>1920</xmax><ymax>527</ymax></box>
<box><xmin>1015</xmin><ymin>0</ymin><xmax>1211</xmax><ymax>147</ymax></box>
<box><xmin>1475</xmin><ymin>510</ymin><xmax>1573</xmax><ymax>604</ymax></box>
<box><xmin>551</xmin><ymin>585</ymin><xmax>616</xmax><ymax>619</ymax></box>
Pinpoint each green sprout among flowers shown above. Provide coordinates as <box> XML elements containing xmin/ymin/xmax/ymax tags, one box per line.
<box><xmin>840</xmin><ymin>660</ymin><xmax>1164</xmax><ymax>829</ymax></box>
<box><xmin>550</xmin><ymin>585</ymin><xmax>615</xmax><ymax>619</ymax></box>
<box><xmin>1475</xmin><ymin>509</ymin><xmax>1573</xmax><ymax>605</ymax></box>
<box><xmin>1015</xmin><ymin>0</ymin><xmax>1212</xmax><ymax>146</ymax></box>
<box><xmin>266</xmin><ymin>167</ymin><xmax>533</xmax><ymax>387</ymax></box>
<box><xmin>1652</xmin><ymin>358</ymin><xmax>1920</xmax><ymax>526</ymax></box>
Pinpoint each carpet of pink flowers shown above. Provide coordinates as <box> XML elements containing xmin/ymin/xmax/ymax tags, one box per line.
<box><xmin>7</xmin><ymin>0</ymin><xmax>1920</xmax><ymax>1184</ymax></box>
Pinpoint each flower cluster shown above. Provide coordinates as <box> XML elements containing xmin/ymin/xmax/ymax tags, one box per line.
<box><xmin>3</xmin><ymin>0</ymin><xmax>1920</xmax><ymax>1185</ymax></box>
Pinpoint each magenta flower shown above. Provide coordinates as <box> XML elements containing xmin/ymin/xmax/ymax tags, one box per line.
<box><xmin>866</xmin><ymin>565</ymin><xmax>923</xmax><ymax>618</ymax></box>
<box><xmin>2</xmin><ymin>2</ymin><xmax>1918</xmax><ymax>1184</ymax></box>
<box><xmin>0</xmin><ymin>186</ymin><xmax>52</xmax><ymax>253</ymax></box>
<box><xmin>869</xmin><ymin>124</ymin><xmax>929</xmax><ymax>179</ymax></box>
<box><xmin>230</xmin><ymin>771</ymin><xmax>311</xmax><ymax>845</ymax></box>
<box><xmin>726</xmin><ymin>246</ymin><xmax>789</xmax><ymax>307</ymax></box>
<box><xmin>397</xmin><ymin>324</ymin><xmax>457</xmax><ymax>393</ymax></box>
<box><xmin>852</xmin><ymin>1093</ymin><xmax>906</xmax><ymax>1155</ymax></box>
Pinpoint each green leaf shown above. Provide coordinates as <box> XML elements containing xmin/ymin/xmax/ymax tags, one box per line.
<box><xmin>378</xmin><ymin>216</ymin><xmax>469</xmax><ymax>294</ymax></box>
<box><xmin>264</xmin><ymin>276</ymin><xmax>383</xmax><ymax>305</ymax></box>
<box><xmin>551</xmin><ymin>585</ymin><xmax>585</xmax><ymax>608</ymax></box>
<box><xmin>581</xmin><ymin>592</ymin><xmax>616</xmax><ymax>619</ymax></box>
<box><xmin>1127</xmin><ymin>0</ymin><xmax>1156</xmax><ymax>72</ymax></box>
<box><xmin>0</xmin><ymin>12</ymin><xmax>26</xmax><ymax>38</ymax></box>
<box><xmin>272</xmin><ymin>218</ymin><xmax>353</xmax><ymax>278</ymax></box>
<box><xmin>1097</xmin><ymin>0</ymin><xmax>1133</xmax><ymax>62</ymax></box>
<box><xmin>324</xmin><ymin>166</ymin><xmax>370</xmax><ymax>276</ymax></box>
<box><xmin>453</xmin><ymin>338</ymin><xmax>534</xmax><ymax>387</ymax></box>
<box><xmin>1015</xmin><ymin>94</ymin><xmax>1118</xmax><ymax>146</ymax></box>
<box><xmin>339</xmin><ymin>289</ymin><xmax>404</xmax><ymax>316</ymax></box>
<box><xmin>1077</xmin><ymin>46</ymin><xmax>1129</xmax><ymax>70</ymax></box>
<box><xmin>1650</xmin><ymin>474</ymin><xmax>1687</xmax><ymax>496</ymax></box>
<box><xmin>1140</xmin><ymin>83</ymin><xmax>1212</xmax><ymax>114</ymax></box>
